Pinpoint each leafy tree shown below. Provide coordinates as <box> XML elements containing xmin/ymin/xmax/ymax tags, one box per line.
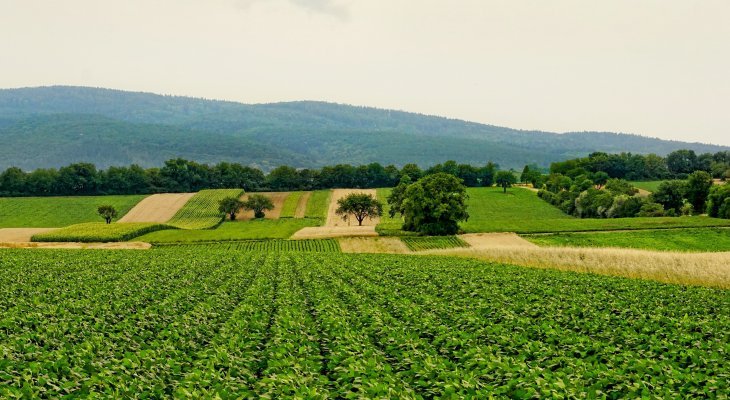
<box><xmin>592</xmin><ymin>171</ymin><xmax>609</xmax><ymax>189</ymax></box>
<box><xmin>218</xmin><ymin>196</ymin><xmax>245</xmax><ymax>221</ymax></box>
<box><xmin>399</xmin><ymin>163</ymin><xmax>423</xmax><ymax>182</ymax></box>
<box><xmin>97</xmin><ymin>205</ymin><xmax>118</xmax><ymax>224</ymax></box>
<box><xmin>387</xmin><ymin>176</ymin><xmax>412</xmax><ymax>218</ymax></box>
<box><xmin>479</xmin><ymin>162</ymin><xmax>497</xmax><ymax>187</ymax></box>
<box><xmin>666</xmin><ymin>150</ymin><xmax>698</xmax><ymax>176</ymax></box>
<box><xmin>685</xmin><ymin>171</ymin><xmax>713</xmax><ymax>212</ymax></box>
<box><xmin>706</xmin><ymin>185</ymin><xmax>730</xmax><ymax>218</ymax></box>
<box><xmin>395</xmin><ymin>173</ymin><xmax>469</xmax><ymax>235</ymax></box>
<box><xmin>242</xmin><ymin>194</ymin><xmax>274</xmax><ymax>218</ymax></box>
<box><xmin>495</xmin><ymin>170</ymin><xmax>517</xmax><ymax>193</ymax></box>
<box><xmin>604</xmin><ymin>179</ymin><xmax>638</xmax><ymax>196</ymax></box>
<box><xmin>637</xmin><ymin>202</ymin><xmax>665</xmax><ymax>217</ymax></box>
<box><xmin>651</xmin><ymin>180</ymin><xmax>687</xmax><ymax>213</ymax></box>
<box><xmin>335</xmin><ymin>193</ymin><xmax>383</xmax><ymax>226</ymax></box>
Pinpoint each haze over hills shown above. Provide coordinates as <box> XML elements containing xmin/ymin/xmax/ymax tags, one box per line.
<box><xmin>0</xmin><ymin>86</ymin><xmax>726</xmax><ymax>171</ymax></box>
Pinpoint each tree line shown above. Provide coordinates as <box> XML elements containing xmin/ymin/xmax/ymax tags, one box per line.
<box><xmin>0</xmin><ymin>158</ymin><xmax>504</xmax><ymax>197</ymax></box>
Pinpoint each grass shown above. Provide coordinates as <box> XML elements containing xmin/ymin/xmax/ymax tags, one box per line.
<box><xmin>304</xmin><ymin>189</ymin><xmax>331</xmax><ymax>221</ymax></box>
<box><xmin>167</xmin><ymin>189</ymin><xmax>243</xmax><ymax>229</ymax></box>
<box><xmin>0</xmin><ymin>195</ymin><xmax>146</xmax><ymax>228</ymax></box>
<box><xmin>630</xmin><ymin>181</ymin><xmax>666</xmax><ymax>192</ymax></box>
<box><xmin>137</xmin><ymin>219</ymin><xmax>320</xmax><ymax>243</ymax></box>
<box><xmin>401</xmin><ymin>236</ymin><xmax>469</xmax><ymax>251</ymax></box>
<box><xmin>31</xmin><ymin>222</ymin><xmax>172</xmax><ymax>242</ymax></box>
<box><xmin>279</xmin><ymin>191</ymin><xmax>304</xmax><ymax>218</ymax></box>
<box><xmin>375</xmin><ymin>188</ymin><xmax>406</xmax><ymax>235</ymax></box>
<box><xmin>155</xmin><ymin>239</ymin><xmax>340</xmax><ymax>252</ymax></box>
<box><xmin>524</xmin><ymin>227</ymin><xmax>730</xmax><ymax>252</ymax></box>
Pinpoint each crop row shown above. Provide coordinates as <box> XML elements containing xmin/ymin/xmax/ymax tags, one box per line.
<box><xmin>168</xmin><ymin>189</ymin><xmax>244</xmax><ymax>229</ymax></box>
<box><xmin>0</xmin><ymin>249</ymin><xmax>727</xmax><ymax>398</ymax></box>
<box><xmin>31</xmin><ymin>222</ymin><xmax>171</xmax><ymax>242</ymax></box>
<box><xmin>155</xmin><ymin>239</ymin><xmax>340</xmax><ymax>252</ymax></box>
<box><xmin>401</xmin><ymin>235</ymin><xmax>469</xmax><ymax>251</ymax></box>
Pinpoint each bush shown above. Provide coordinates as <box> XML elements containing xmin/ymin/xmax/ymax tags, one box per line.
<box><xmin>637</xmin><ymin>202</ymin><xmax>665</xmax><ymax>217</ymax></box>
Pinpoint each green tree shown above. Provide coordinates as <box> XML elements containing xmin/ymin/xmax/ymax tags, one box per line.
<box><xmin>242</xmin><ymin>194</ymin><xmax>274</xmax><ymax>218</ymax></box>
<box><xmin>592</xmin><ymin>171</ymin><xmax>610</xmax><ymax>189</ymax></box>
<box><xmin>685</xmin><ymin>171</ymin><xmax>713</xmax><ymax>213</ymax></box>
<box><xmin>335</xmin><ymin>193</ymin><xmax>383</xmax><ymax>226</ymax></box>
<box><xmin>218</xmin><ymin>196</ymin><xmax>245</xmax><ymax>221</ymax></box>
<box><xmin>479</xmin><ymin>162</ymin><xmax>497</xmax><ymax>187</ymax></box>
<box><xmin>97</xmin><ymin>205</ymin><xmax>118</xmax><ymax>224</ymax></box>
<box><xmin>706</xmin><ymin>185</ymin><xmax>730</xmax><ymax>218</ymax></box>
<box><xmin>395</xmin><ymin>173</ymin><xmax>469</xmax><ymax>235</ymax></box>
<box><xmin>651</xmin><ymin>180</ymin><xmax>687</xmax><ymax>213</ymax></box>
<box><xmin>495</xmin><ymin>170</ymin><xmax>517</xmax><ymax>193</ymax></box>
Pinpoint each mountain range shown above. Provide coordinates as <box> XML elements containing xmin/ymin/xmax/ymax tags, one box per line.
<box><xmin>0</xmin><ymin>86</ymin><xmax>726</xmax><ymax>171</ymax></box>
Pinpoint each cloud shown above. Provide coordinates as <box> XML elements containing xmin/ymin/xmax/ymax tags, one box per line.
<box><xmin>236</xmin><ymin>0</ymin><xmax>349</xmax><ymax>20</ymax></box>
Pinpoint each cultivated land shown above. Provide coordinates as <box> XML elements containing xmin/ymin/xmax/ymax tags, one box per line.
<box><xmin>118</xmin><ymin>193</ymin><xmax>195</xmax><ymax>223</ymax></box>
<box><xmin>31</xmin><ymin>222</ymin><xmax>171</xmax><ymax>243</ymax></box>
<box><xmin>167</xmin><ymin>189</ymin><xmax>243</xmax><ymax>229</ymax></box>
<box><xmin>236</xmin><ymin>192</ymin><xmax>289</xmax><ymax>220</ymax></box>
<box><xmin>138</xmin><ymin>219</ymin><xmax>319</xmax><ymax>243</ymax></box>
<box><xmin>0</xmin><ymin>195</ymin><xmax>145</xmax><ymax>228</ymax></box>
<box><xmin>0</xmin><ymin>228</ymin><xmax>57</xmax><ymax>242</ymax></box>
<box><xmin>1</xmin><ymin>249</ymin><xmax>726</xmax><ymax>398</ymax></box>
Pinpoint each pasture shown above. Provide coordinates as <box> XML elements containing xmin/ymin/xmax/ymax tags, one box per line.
<box><xmin>0</xmin><ymin>195</ymin><xmax>145</xmax><ymax>228</ymax></box>
<box><xmin>629</xmin><ymin>181</ymin><xmax>666</xmax><ymax>192</ymax></box>
<box><xmin>0</xmin><ymin>249</ymin><xmax>726</xmax><ymax>398</ymax></box>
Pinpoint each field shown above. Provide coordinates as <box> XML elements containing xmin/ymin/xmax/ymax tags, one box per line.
<box><xmin>118</xmin><ymin>193</ymin><xmax>195</xmax><ymax>223</ymax></box>
<box><xmin>0</xmin><ymin>249</ymin><xmax>726</xmax><ymax>398</ymax></box>
<box><xmin>137</xmin><ymin>219</ymin><xmax>320</xmax><ymax>243</ymax></box>
<box><xmin>279</xmin><ymin>191</ymin><xmax>305</xmax><ymax>218</ymax></box>
<box><xmin>167</xmin><ymin>189</ymin><xmax>243</xmax><ymax>229</ymax></box>
<box><xmin>629</xmin><ymin>181</ymin><xmax>666</xmax><ymax>192</ymax></box>
<box><xmin>155</xmin><ymin>239</ymin><xmax>340</xmax><ymax>252</ymax></box>
<box><xmin>0</xmin><ymin>195</ymin><xmax>146</xmax><ymax>228</ymax></box>
<box><xmin>303</xmin><ymin>189</ymin><xmax>331</xmax><ymax>220</ymax></box>
<box><xmin>524</xmin><ymin>227</ymin><xmax>730</xmax><ymax>252</ymax></box>
<box><xmin>30</xmin><ymin>222</ymin><xmax>172</xmax><ymax>242</ymax></box>
<box><xmin>401</xmin><ymin>235</ymin><xmax>469</xmax><ymax>251</ymax></box>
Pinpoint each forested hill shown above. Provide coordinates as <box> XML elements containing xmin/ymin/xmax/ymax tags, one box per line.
<box><xmin>0</xmin><ymin>86</ymin><xmax>726</xmax><ymax>170</ymax></box>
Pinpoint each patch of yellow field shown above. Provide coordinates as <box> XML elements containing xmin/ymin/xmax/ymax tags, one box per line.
<box><xmin>326</xmin><ymin>189</ymin><xmax>379</xmax><ymax>227</ymax></box>
<box><xmin>0</xmin><ymin>241</ymin><xmax>151</xmax><ymax>249</ymax></box>
<box><xmin>0</xmin><ymin>228</ymin><xmax>58</xmax><ymax>242</ymax></box>
<box><xmin>339</xmin><ymin>237</ymin><xmax>410</xmax><ymax>254</ymax></box>
<box><xmin>291</xmin><ymin>225</ymin><xmax>378</xmax><ymax>239</ymax></box>
<box><xmin>118</xmin><ymin>193</ymin><xmax>196</xmax><ymax>223</ymax></box>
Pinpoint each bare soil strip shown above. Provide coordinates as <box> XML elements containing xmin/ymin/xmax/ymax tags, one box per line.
<box><xmin>236</xmin><ymin>192</ymin><xmax>289</xmax><ymax>220</ymax></box>
<box><xmin>326</xmin><ymin>189</ymin><xmax>379</xmax><ymax>227</ymax></box>
<box><xmin>0</xmin><ymin>228</ymin><xmax>58</xmax><ymax>242</ymax></box>
<box><xmin>118</xmin><ymin>193</ymin><xmax>195</xmax><ymax>223</ymax></box>
<box><xmin>294</xmin><ymin>192</ymin><xmax>312</xmax><ymax>218</ymax></box>
<box><xmin>459</xmin><ymin>233</ymin><xmax>538</xmax><ymax>249</ymax></box>
<box><xmin>0</xmin><ymin>242</ymin><xmax>151</xmax><ymax>250</ymax></box>
<box><xmin>339</xmin><ymin>237</ymin><xmax>410</xmax><ymax>254</ymax></box>
<box><xmin>291</xmin><ymin>226</ymin><xmax>378</xmax><ymax>239</ymax></box>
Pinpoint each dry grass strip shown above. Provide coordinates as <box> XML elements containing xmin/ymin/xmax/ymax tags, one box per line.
<box><xmin>339</xmin><ymin>237</ymin><xmax>411</xmax><ymax>254</ymax></box>
<box><xmin>0</xmin><ymin>228</ymin><xmax>59</xmax><ymax>242</ymax></box>
<box><xmin>0</xmin><ymin>242</ymin><xmax>151</xmax><ymax>250</ymax></box>
<box><xmin>326</xmin><ymin>189</ymin><xmax>379</xmax><ymax>227</ymax></box>
<box><xmin>294</xmin><ymin>192</ymin><xmax>312</xmax><ymax>218</ymax></box>
<box><xmin>118</xmin><ymin>193</ymin><xmax>196</xmax><ymax>223</ymax></box>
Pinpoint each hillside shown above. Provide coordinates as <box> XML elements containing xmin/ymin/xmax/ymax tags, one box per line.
<box><xmin>1</xmin><ymin>86</ymin><xmax>727</xmax><ymax>170</ymax></box>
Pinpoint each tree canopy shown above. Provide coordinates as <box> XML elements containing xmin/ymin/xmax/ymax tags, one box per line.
<box><xmin>391</xmin><ymin>173</ymin><xmax>469</xmax><ymax>235</ymax></box>
<box><xmin>335</xmin><ymin>193</ymin><xmax>383</xmax><ymax>226</ymax></box>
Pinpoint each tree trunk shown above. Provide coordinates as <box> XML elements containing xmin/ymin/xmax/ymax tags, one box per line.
<box><xmin>230</xmin><ymin>212</ymin><xmax>236</xmax><ymax>221</ymax></box>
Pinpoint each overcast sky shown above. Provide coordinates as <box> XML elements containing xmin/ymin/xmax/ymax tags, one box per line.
<box><xmin>1</xmin><ymin>0</ymin><xmax>729</xmax><ymax>146</ymax></box>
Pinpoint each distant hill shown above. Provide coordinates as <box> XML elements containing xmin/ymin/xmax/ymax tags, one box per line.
<box><xmin>0</xmin><ymin>86</ymin><xmax>726</xmax><ymax>170</ymax></box>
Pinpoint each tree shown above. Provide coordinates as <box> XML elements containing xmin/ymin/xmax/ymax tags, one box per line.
<box><xmin>97</xmin><ymin>205</ymin><xmax>118</xmax><ymax>224</ymax></box>
<box><xmin>395</xmin><ymin>173</ymin><xmax>469</xmax><ymax>235</ymax></box>
<box><xmin>479</xmin><ymin>162</ymin><xmax>497</xmax><ymax>187</ymax></box>
<box><xmin>651</xmin><ymin>180</ymin><xmax>687</xmax><ymax>213</ymax></box>
<box><xmin>335</xmin><ymin>193</ymin><xmax>383</xmax><ymax>226</ymax></box>
<box><xmin>387</xmin><ymin>176</ymin><xmax>412</xmax><ymax>218</ymax></box>
<box><xmin>495</xmin><ymin>170</ymin><xmax>517</xmax><ymax>193</ymax></box>
<box><xmin>666</xmin><ymin>150</ymin><xmax>698</xmax><ymax>176</ymax></box>
<box><xmin>685</xmin><ymin>171</ymin><xmax>713</xmax><ymax>213</ymax></box>
<box><xmin>218</xmin><ymin>196</ymin><xmax>245</xmax><ymax>221</ymax></box>
<box><xmin>706</xmin><ymin>185</ymin><xmax>730</xmax><ymax>218</ymax></box>
<box><xmin>592</xmin><ymin>171</ymin><xmax>610</xmax><ymax>189</ymax></box>
<box><xmin>242</xmin><ymin>194</ymin><xmax>274</xmax><ymax>218</ymax></box>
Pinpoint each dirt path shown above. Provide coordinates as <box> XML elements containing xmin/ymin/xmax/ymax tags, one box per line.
<box><xmin>291</xmin><ymin>226</ymin><xmax>378</xmax><ymax>239</ymax></box>
<box><xmin>118</xmin><ymin>193</ymin><xmax>195</xmax><ymax>223</ymax></box>
<box><xmin>339</xmin><ymin>237</ymin><xmax>410</xmax><ymax>254</ymax></box>
<box><xmin>635</xmin><ymin>188</ymin><xmax>651</xmax><ymax>198</ymax></box>
<box><xmin>326</xmin><ymin>189</ymin><xmax>380</xmax><ymax>227</ymax></box>
<box><xmin>294</xmin><ymin>192</ymin><xmax>312</xmax><ymax>218</ymax></box>
<box><xmin>459</xmin><ymin>233</ymin><xmax>538</xmax><ymax>249</ymax></box>
<box><xmin>0</xmin><ymin>241</ymin><xmax>151</xmax><ymax>249</ymax></box>
<box><xmin>0</xmin><ymin>228</ymin><xmax>59</xmax><ymax>242</ymax></box>
<box><xmin>236</xmin><ymin>192</ymin><xmax>289</xmax><ymax>220</ymax></box>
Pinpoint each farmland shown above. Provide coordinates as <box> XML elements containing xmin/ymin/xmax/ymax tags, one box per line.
<box><xmin>167</xmin><ymin>189</ymin><xmax>243</xmax><ymax>229</ymax></box>
<box><xmin>304</xmin><ymin>189</ymin><xmax>331</xmax><ymax>220</ymax></box>
<box><xmin>31</xmin><ymin>222</ymin><xmax>172</xmax><ymax>242</ymax></box>
<box><xmin>401</xmin><ymin>235</ymin><xmax>469</xmax><ymax>251</ymax></box>
<box><xmin>0</xmin><ymin>249</ymin><xmax>727</xmax><ymax>398</ymax></box>
<box><xmin>155</xmin><ymin>239</ymin><xmax>340</xmax><ymax>252</ymax></box>
<box><xmin>629</xmin><ymin>181</ymin><xmax>666</xmax><ymax>192</ymax></box>
<box><xmin>137</xmin><ymin>219</ymin><xmax>319</xmax><ymax>243</ymax></box>
<box><xmin>0</xmin><ymin>195</ymin><xmax>145</xmax><ymax>228</ymax></box>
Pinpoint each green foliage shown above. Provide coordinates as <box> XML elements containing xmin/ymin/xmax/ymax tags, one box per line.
<box><xmin>651</xmin><ymin>180</ymin><xmax>688</xmax><ymax>214</ymax></box>
<box><xmin>31</xmin><ymin>222</ymin><xmax>171</xmax><ymax>242</ymax></box>
<box><xmin>495</xmin><ymin>170</ymin><xmax>517</xmax><ymax>193</ymax></box>
<box><xmin>706</xmin><ymin>184</ymin><xmax>730</xmax><ymax>218</ymax></box>
<box><xmin>629</xmin><ymin>181</ymin><xmax>666</xmax><ymax>193</ymax></box>
<box><xmin>97</xmin><ymin>205</ymin><xmax>118</xmax><ymax>224</ymax></box>
<box><xmin>137</xmin><ymin>219</ymin><xmax>320</xmax><ymax>243</ymax></box>
<box><xmin>396</xmin><ymin>173</ymin><xmax>469</xmax><ymax>235</ymax></box>
<box><xmin>401</xmin><ymin>236</ymin><xmax>469</xmax><ymax>251</ymax></box>
<box><xmin>242</xmin><ymin>194</ymin><xmax>274</xmax><ymax>219</ymax></box>
<box><xmin>685</xmin><ymin>171</ymin><xmax>713</xmax><ymax>212</ymax></box>
<box><xmin>335</xmin><ymin>193</ymin><xmax>383</xmax><ymax>226</ymax></box>
<box><xmin>168</xmin><ymin>189</ymin><xmax>243</xmax><ymax>229</ymax></box>
<box><xmin>155</xmin><ymin>239</ymin><xmax>340</xmax><ymax>252</ymax></box>
<box><xmin>0</xmin><ymin>195</ymin><xmax>145</xmax><ymax>228</ymax></box>
<box><xmin>218</xmin><ymin>196</ymin><xmax>245</xmax><ymax>221</ymax></box>
<box><xmin>525</xmin><ymin>228</ymin><xmax>730</xmax><ymax>252</ymax></box>
<box><xmin>279</xmin><ymin>191</ymin><xmax>304</xmax><ymax>218</ymax></box>
<box><xmin>0</xmin><ymin>249</ymin><xmax>727</xmax><ymax>397</ymax></box>
<box><xmin>304</xmin><ymin>190</ymin><xmax>331</xmax><ymax>220</ymax></box>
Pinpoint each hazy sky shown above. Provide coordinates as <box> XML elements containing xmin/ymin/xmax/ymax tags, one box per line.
<box><xmin>2</xmin><ymin>0</ymin><xmax>729</xmax><ymax>146</ymax></box>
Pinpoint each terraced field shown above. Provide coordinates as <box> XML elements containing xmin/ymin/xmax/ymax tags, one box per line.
<box><xmin>167</xmin><ymin>189</ymin><xmax>244</xmax><ymax>229</ymax></box>
<box><xmin>1</xmin><ymin>249</ymin><xmax>726</xmax><ymax>398</ymax></box>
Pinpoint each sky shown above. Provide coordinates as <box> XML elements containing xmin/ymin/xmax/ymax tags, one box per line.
<box><xmin>1</xmin><ymin>0</ymin><xmax>729</xmax><ymax>146</ymax></box>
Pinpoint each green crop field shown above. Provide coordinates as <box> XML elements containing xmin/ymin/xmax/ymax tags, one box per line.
<box><xmin>401</xmin><ymin>236</ymin><xmax>469</xmax><ymax>251</ymax></box>
<box><xmin>279</xmin><ymin>191</ymin><xmax>304</xmax><ymax>218</ymax></box>
<box><xmin>524</xmin><ymin>227</ymin><xmax>730</xmax><ymax>252</ymax></box>
<box><xmin>1</xmin><ymin>249</ymin><xmax>726</xmax><ymax>398</ymax></box>
<box><xmin>31</xmin><ymin>222</ymin><xmax>172</xmax><ymax>242</ymax></box>
<box><xmin>137</xmin><ymin>219</ymin><xmax>319</xmax><ymax>243</ymax></box>
<box><xmin>0</xmin><ymin>195</ymin><xmax>145</xmax><ymax>228</ymax></box>
<box><xmin>155</xmin><ymin>239</ymin><xmax>340</xmax><ymax>252</ymax></box>
<box><xmin>630</xmin><ymin>181</ymin><xmax>666</xmax><ymax>192</ymax></box>
<box><xmin>167</xmin><ymin>189</ymin><xmax>243</xmax><ymax>229</ymax></box>
<box><xmin>375</xmin><ymin>188</ymin><xmax>405</xmax><ymax>234</ymax></box>
<box><xmin>304</xmin><ymin>189</ymin><xmax>331</xmax><ymax>220</ymax></box>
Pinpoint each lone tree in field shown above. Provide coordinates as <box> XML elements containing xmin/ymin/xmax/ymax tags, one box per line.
<box><xmin>335</xmin><ymin>193</ymin><xmax>383</xmax><ymax>226</ymax></box>
<box><xmin>391</xmin><ymin>172</ymin><xmax>469</xmax><ymax>235</ymax></box>
<box><xmin>97</xmin><ymin>205</ymin><xmax>118</xmax><ymax>224</ymax></box>
<box><xmin>242</xmin><ymin>194</ymin><xmax>274</xmax><ymax>218</ymax></box>
<box><xmin>495</xmin><ymin>170</ymin><xmax>517</xmax><ymax>193</ymax></box>
<box><xmin>218</xmin><ymin>196</ymin><xmax>245</xmax><ymax>221</ymax></box>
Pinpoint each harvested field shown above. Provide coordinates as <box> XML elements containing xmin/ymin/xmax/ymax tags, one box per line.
<box><xmin>326</xmin><ymin>189</ymin><xmax>379</xmax><ymax>227</ymax></box>
<box><xmin>0</xmin><ymin>228</ymin><xmax>58</xmax><ymax>242</ymax></box>
<box><xmin>236</xmin><ymin>192</ymin><xmax>289</xmax><ymax>220</ymax></box>
<box><xmin>291</xmin><ymin>225</ymin><xmax>378</xmax><ymax>239</ymax></box>
<box><xmin>339</xmin><ymin>237</ymin><xmax>410</xmax><ymax>254</ymax></box>
<box><xmin>0</xmin><ymin>241</ymin><xmax>151</xmax><ymax>249</ymax></box>
<box><xmin>294</xmin><ymin>191</ymin><xmax>311</xmax><ymax>218</ymax></box>
<box><xmin>118</xmin><ymin>193</ymin><xmax>195</xmax><ymax>223</ymax></box>
<box><xmin>460</xmin><ymin>233</ymin><xmax>538</xmax><ymax>249</ymax></box>
<box><xmin>635</xmin><ymin>188</ymin><xmax>651</xmax><ymax>198</ymax></box>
